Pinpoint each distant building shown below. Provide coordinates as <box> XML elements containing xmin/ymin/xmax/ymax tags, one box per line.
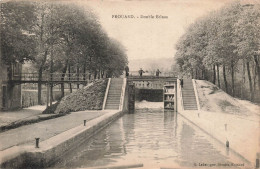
<box><xmin>0</xmin><ymin>55</ymin><xmax>22</xmax><ymax>111</ymax></box>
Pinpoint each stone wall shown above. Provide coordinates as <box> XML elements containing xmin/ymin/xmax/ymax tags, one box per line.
<box><xmin>128</xmin><ymin>84</ymin><xmax>135</xmax><ymax>113</ymax></box>
<box><xmin>0</xmin><ymin>58</ymin><xmax>8</xmax><ymax>110</ymax></box>
<box><xmin>0</xmin><ymin>58</ymin><xmax>22</xmax><ymax>111</ymax></box>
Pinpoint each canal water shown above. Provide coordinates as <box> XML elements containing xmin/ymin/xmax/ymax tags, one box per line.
<box><xmin>51</xmin><ymin>105</ymin><xmax>246</xmax><ymax>168</ymax></box>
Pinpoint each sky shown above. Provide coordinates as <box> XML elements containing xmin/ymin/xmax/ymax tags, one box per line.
<box><xmin>83</xmin><ymin>0</ymin><xmax>235</xmax><ymax>69</ymax></box>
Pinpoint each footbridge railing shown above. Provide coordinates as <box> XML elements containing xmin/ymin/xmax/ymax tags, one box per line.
<box><xmin>127</xmin><ymin>76</ymin><xmax>177</xmax><ymax>82</ymax></box>
<box><xmin>12</xmin><ymin>73</ymin><xmax>90</xmax><ymax>84</ymax></box>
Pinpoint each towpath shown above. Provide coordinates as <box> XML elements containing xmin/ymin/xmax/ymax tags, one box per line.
<box><xmin>179</xmin><ymin>109</ymin><xmax>259</xmax><ymax>166</ymax></box>
<box><xmin>0</xmin><ymin>110</ymin><xmax>106</xmax><ymax>151</ymax></box>
<box><xmin>0</xmin><ymin>105</ymin><xmax>46</xmax><ymax>126</ymax></box>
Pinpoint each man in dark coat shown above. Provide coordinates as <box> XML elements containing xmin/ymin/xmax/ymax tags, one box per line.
<box><xmin>138</xmin><ymin>68</ymin><xmax>145</xmax><ymax>77</ymax></box>
<box><xmin>125</xmin><ymin>66</ymin><xmax>129</xmax><ymax>77</ymax></box>
<box><xmin>180</xmin><ymin>78</ymin><xmax>184</xmax><ymax>88</ymax></box>
<box><xmin>156</xmin><ymin>69</ymin><xmax>161</xmax><ymax>77</ymax></box>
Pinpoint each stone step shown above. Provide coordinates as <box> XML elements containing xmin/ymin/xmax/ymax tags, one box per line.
<box><xmin>108</xmin><ymin>90</ymin><xmax>122</xmax><ymax>92</ymax></box>
<box><xmin>106</xmin><ymin>104</ymin><xmax>119</xmax><ymax>109</ymax></box>
<box><xmin>181</xmin><ymin>79</ymin><xmax>198</xmax><ymax>110</ymax></box>
<box><xmin>106</xmin><ymin>107</ymin><xmax>119</xmax><ymax>110</ymax></box>
<box><xmin>184</xmin><ymin>106</ymin><xmax>198</xmax><ymax>108</ymax></box>
<box><xmin>106</xmin><ymin>97</ymin><xmax>121</xmax><ymax>100</ymax></box>
<box><xmin>183</xmin><ymin>97</ymin><xmax>196</xmax><ymax>99</ymax></box>
<box><xmin>183</xmin><ymin>105</ymin><xmax>197</xmax><ymax>107</ymax></box>
<box><xmin>105</xmin><ymin>78</ymin><xmax>124</xmax><ymax>110</ymax></box>
<box><xmin>109</xmin><ymin>85</ymin><xmax>123</xmax><ymax>87</ymax></box>
<box><xmin>106</xmin><ymin>104</ymin><xmax>120</xmax><ymax>107</ymax></box>
<box><xmin>184</xmin><ymin>108</ymin><xmax>198</xmax><ymax>110</ymax></box>
<box><xmin>110</xmin><ymin>83</ymin><xmax>123</xmax><ymax>85</ymax></box>
<box><xmin>107</xmin><ymin>92</ymin><xmax>121</xmax><ymax>94</ymax></box>
<box><xmin>107</xmin><ymin>95</ymin><xmax>121</xmax><ymax>97</ymax></box>
<box><xmin>183</xmin><ymin>102</ymin><xmax>197</xmax><ymax>104</ymax></box>
<box><xmin>183</xmin><ymin>98</ymin><xmax>197</xmax><ymax>100</ymax></box>
<box><xmin>183</xmin><ymin>103</ymin><xmax>197</xmax><ymax>105</ymax></box>
<box><xmin>106</xmin><ymin>100</ymin><xmax>120</xmax><ymax>103</ymax></box>
<box><xmin>183</xmin><ymin>104</ymin><xmax>197</xmax><ymax>107</ymax></box>
<box><xmin>107</xmin><ymin>96</ymin><xmax>121</xmax><ymax>99</ymax></box>
<box><xmin>182</xmin><ymin>95</ymin><xmax>196</xmax><ymax>97</ymax></box>
<box><xmin>108</xmin><ymin>91</ymin><xmax>122</xmax><ymax>93</ymax></box>
<box><xmin>107</xmin><ymin>97</ymin><xmax>120</xmax><ymax>99</ymax></box>
<box><xmin>183</xmin><ymin>98</ymin><xmax>196</xmax><ymax>101</ymax></box>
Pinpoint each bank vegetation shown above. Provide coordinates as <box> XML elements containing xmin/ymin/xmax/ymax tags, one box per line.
<box><xmin>1</xmin><ymin>1</ymin><xmax>128</xmax><ymax>104</ymax></box>
<box><xmin>175</xmin><ymin>2</ymin><xmax>260</xmax><ymax>102</ymax></box>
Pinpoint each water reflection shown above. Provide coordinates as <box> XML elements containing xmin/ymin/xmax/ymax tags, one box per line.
<box><xmin>52</xmin><ymin>109</ymin><xmax>243</xmax><ymax>168</ymax></box>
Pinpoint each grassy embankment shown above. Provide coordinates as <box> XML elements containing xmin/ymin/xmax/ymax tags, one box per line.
<box><xmin>43</xmin><ymin>79</ymin><xmax>108</xmax><ymax>114</ymax></box>
<box><xmin>195</xmin><ymin>80</ymin><xmax>259</xmax><ymax>115</ymax></box>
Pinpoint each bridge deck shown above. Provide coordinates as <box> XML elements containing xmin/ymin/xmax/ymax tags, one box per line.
<box><xmin>127</xmin><ymin>76</ymin><xmax>177</xmax><ymax>82</ymax></box>
<box><xmin>11</xmin><ymin>74</ymin><xmax>177</xmax><ymax>84</ymax></box>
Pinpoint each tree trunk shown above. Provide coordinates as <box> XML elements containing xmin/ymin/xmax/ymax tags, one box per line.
<box><xmin>38</xmin><ymin>67</ymin><xmax>43</xmax><ymax>105</ymax></box>
<box><xmin>213</xmin><ymin>64</ymin><xmax>216</xmax><ymax>84</ymax></box>
<box><xmin>50</xmin><ymin>83</ymin><xmax>53</xmax><ymax>105</ymax></box>
<box><xmin>223</xmin><ymin>65</ymin><xmax>228</xmax><ymax>93</ymax></box>
<box><xmin>68</xmin><ymin>65</ymin><xmax>72</xmax><ymax>93</ymax></box>
<box><xmin>83</xmin><ymin>63</ymin><xmax>87</xmax><ymax>86</ymax></box>
<box><xmin>247</xmin><ymin>61</ymin><xmax>254</xmax><ymax>101</ymax></box>
<box><xmin>94</xmin><ymin>70</ymin><xmax>97</xmax><ymax>79</ymax></box>
<box><xmin>101</xmin><ymin>70</ymin><xmax>104</xmax><ymax>78</ymax></box>
<box><xmin>191</xmin><ymin>68</ymin><xmax>194</xmax><ymax>79</ymax></box>
<box><xmin>97</xmin><ymin>68</ymin><xmax>101</xmax><ymax>79</ymax></box>
<box><xmin>217</xmin><ymin>64</ymin><xmax>220</xmax><ymax>88</ymax></box>
<box><xmin>202</xmin><ymin>68</ymin><xmax>205</xmax><ymax>80</ymax></box>
<box><xmin>231</xmin><ymin>63</ymin><xmax>235</xmax><ymax>96</ymax></box>
<box><xmin>195</xmin><ymin>68</ymin><xmax>198</xmax><ymax>79</ymax></box>
<box><xmin>253</xmin><ymin>63</ymin><xmax>257</xmax><ymax>93</ymax></box>
<box><xmin>50</xmin><ymin>48</ymin><xmax>54</xmax><ymax>106</ymax></box>
<box><xmin>253</xmin><ymin>55</ymin><xmax>260</xmax><ymax>91</ymax></box>
<box><xmin>37</xmin><ymin>50</ymin><xmax>48</xmax><ymax>105</ymax></box>
<box><xmin>77</xmin><ymin>65</ymin><xmax>80</xmax><ymax>89</ymax></box>
<box><xmin>204</xmin><ymin>69</ymin><xmax>208</xmax><ymax>80</ymax></box>
<box><xmin>61</xmin><ymin>59</ymin><xmax>69</xmax><ymax>97</ymax></box>
<box><xmin>241</xmin><ymin>60</ymin><xmax>246</xmax><ymax>98</ymax></box>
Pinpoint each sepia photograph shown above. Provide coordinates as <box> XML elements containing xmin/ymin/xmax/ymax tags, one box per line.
<box><xmin>0</xmin><ymin>0</ymin><xmax>259</xmax><ymax>168</ymax></box>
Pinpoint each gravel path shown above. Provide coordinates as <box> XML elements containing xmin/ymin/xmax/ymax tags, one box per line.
<box><xmin>0</xmin><ymin>111</ymin><xmax>106</xmax><ymax>151</ymax></box>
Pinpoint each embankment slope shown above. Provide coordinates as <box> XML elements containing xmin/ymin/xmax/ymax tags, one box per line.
<box><xmin>43</xmin><ymin>79</ymin><xmax>108</xmax><ymax>114</ymax></box>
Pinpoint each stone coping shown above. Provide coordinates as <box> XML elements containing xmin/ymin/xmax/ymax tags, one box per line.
<box><xmin>0</xmin><ymin>110</ymin><xmax>124</xmax><ymax>168</ymax></box>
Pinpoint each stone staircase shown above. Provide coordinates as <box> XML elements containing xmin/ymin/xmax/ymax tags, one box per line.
<box><xmin>105</xmin><ymin>78</ymin><xmax>124</xmax><ymax>110</ymax></box>
<box><xmin>181</xmin><ymin>79</ymin><xmax>198</xmax><ymax>110</ymax></box>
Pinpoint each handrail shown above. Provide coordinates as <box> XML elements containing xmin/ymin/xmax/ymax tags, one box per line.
<box><xmin>119</xmin><ymin>78</ymin><xmax>127</xmax><ymax>111</ymax></box>
<box><xmin>192</xmin><ymin>79</ymin><xmax>201</xmax><ymax>111</ymax></box>
<box><xmin>19</xmin><ymin>73</ymin><xmax>90</xmax><ymax>82</ymax></box>
<box><xmin>102</xmin><ymin>78</ymin><xmax>111</xmax><ymax>110</ymax></box>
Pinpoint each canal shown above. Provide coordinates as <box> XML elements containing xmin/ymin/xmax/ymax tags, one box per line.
<box><xmin>51</xmin><ymin>104</ymin><xmax>246</xmax><ymax>168</ymax></box>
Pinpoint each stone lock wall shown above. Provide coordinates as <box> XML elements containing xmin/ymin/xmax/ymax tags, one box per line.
<box><xmin>128</xmin><ymin>83</ymin><xmax>135</xmax><ymax>113</ymax></box>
